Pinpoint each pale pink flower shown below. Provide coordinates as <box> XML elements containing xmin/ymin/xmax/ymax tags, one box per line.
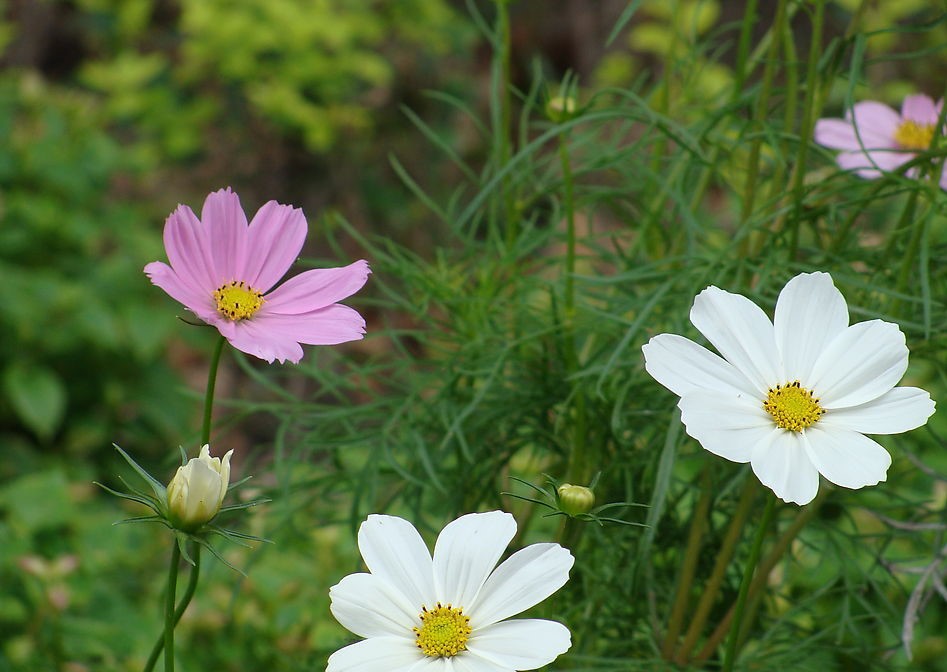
<box><xmin>814</xmin><ymin>94</ymin><xmax>947</xmax><ymax>188</ymax></box>
<box><xmin>145</xmin><ymin>188</ymin><xmax>370</xmax><ymax>364</ymax></box>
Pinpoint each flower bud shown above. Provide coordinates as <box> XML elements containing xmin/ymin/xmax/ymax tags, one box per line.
<box><xmin>167</xmin><ymin>445</ymin><xmax>233</xmax><ymax>531</ymax></box>
<box><xmin>546</xmin><ymin>95</ymin><xmax>578</xmax><ymax>123</ymax></box>
<box><xmin>557</xmin><ymin>483</ymin><xmax>595</xmax><ymax>516</ymax></box>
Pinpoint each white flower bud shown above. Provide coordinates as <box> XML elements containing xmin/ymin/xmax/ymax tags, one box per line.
<box><xmin>166</xmin><ymin>445</ymin><xmax>233</xmax><ymax>531</ymax></box>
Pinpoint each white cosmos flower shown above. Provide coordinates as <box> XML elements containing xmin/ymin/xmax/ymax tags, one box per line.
<box><xmin>327</xmin><ymin>511</ymin><xmax>574</xmax><ymax>672</ymax></box>
<box><xmin>642</xmin><ymin>272</ymin><xmax>935</xmax><ymax>506</ymax></box>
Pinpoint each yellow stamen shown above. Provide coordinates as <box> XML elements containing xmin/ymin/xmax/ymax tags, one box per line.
<box><xmin>893</xmin><ymin>120</ymin><xmax>935</xmax><ymax>151</ymax></box>
<box><xmin>413</xmin><ymin>603</ymin><xmax>472</xmax><ymax>658</ymax></box>
<box><xmin>213</xmin><ymin>281</ymin><xmax>264</xmax><ymax>321</ymax></box>
<box><xmin>763</xmin><ymin>381</ymin><xmax>824</xmax><ymax>432</ymax></box>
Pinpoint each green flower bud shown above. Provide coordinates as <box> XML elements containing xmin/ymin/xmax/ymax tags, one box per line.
<box><xmin>167</xmin><ymin>445</ymin><xmax>232</xmax><ymax>531</ymax></box>
<box><xmin>546</xmin><ymin>95</ymin><xmax>578</xmax><ymax>123</ymax></box>
<box><xmin>557</xmin><ymin>483</ymin><xmax>595</xmax><ymax>516</ymax></box>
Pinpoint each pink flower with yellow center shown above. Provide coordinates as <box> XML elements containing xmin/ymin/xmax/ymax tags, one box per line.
<box><xmin>814</xmin><ymin>94</ymin><xmax>947</xmax><ymax>188</ymax></box>
<box><xmin>145</xmin><ymin>188</ymin><xmax>370</xmax><ymax>364</ymax></box>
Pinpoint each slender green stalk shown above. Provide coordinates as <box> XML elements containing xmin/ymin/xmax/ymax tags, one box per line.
<box><xmin>201</xmin><ymin>335</ymin><xmax>226</xmax><ymax>446</ymax></box>
<box><xmin>721</xmin><ymin>495</ymin><xmax>776</xmax><ymax>672</ymax></box>
<box><xmin>493</xmin><ymin>0</ymin><xmax>516</xmax><ymax>247</ymax></box>
<box><xmin>143</xmin><ymin>545</ymin><xmax>201</xmax><ymax>672</ymax></box>
<box><xmin>661</xmin><ymin>467</ymin><xmax>713</xmax><ymax>659</ymax></box>
<box><xmin>163</xmin><ymin>542</ymin><xmax>181</xmax><ymax>672</ymax></box>
<box><xmin>675</xmin><ymin>478</ymin><xmax>757</xmax><ymax>664</ymax></box>
<box><xmin>558</xmin><ymin>131</ymin><xmax>589</xmax><ymax>484</ymax></box>
<box><xmin>694</xmin><ymin>492</ymin><xmax>824</xmax><ymax>665</ymax></box>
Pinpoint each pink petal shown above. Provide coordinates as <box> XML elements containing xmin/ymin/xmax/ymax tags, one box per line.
<box><xmin>163</xmin><ymin>204</ymin><xmax>218</xmax><ymax>293</ymax></box>
<box><xmin>144</xmin><ymin>261</ymin><xmax>217</xmax><ymax>320</ymax></box>
<box><xmin>226</xmin><ymin>319</ymin><xmax>306</xmax><ymax>364</ymax></box>
<box><xmin>836</xmin><ymin>150</ymin><xmax>912</xmax><ymax>179</ymax></box>
<box><xmin>264</xmin><ymin>261</ymin><xmax>371</xmax><ymax>314</ymax></box>
<box><xmin>901</xmin><ymin>94</ymin><xmax>939</xmax><ymax>125</ymax></box>
<box><xmin>814</xmin><ymin>119</ymin><xmax>865</xmax><ymax>151</ymax></box>
<box><xmin>201</xmin><ymin>188</ymin><xmax>249</xmax><ymax>284</ymax></box>
<box><xmin>847</xmin><ymin>101</ymin><xmax>900</xmax><ymax>145</ymax></box>
<box><xmin>244</xmin><ymin>201</ymin><xmax>308</xmax><ymax>292</ymax></box>
<box><xmin>253</xmin><ymin>304</ymin><xmax>367</xmax><ymax>346</ymax></box>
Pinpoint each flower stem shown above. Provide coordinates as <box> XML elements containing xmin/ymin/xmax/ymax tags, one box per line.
<box><xmin>201</xmin><ymin>335</ymin><xmax>226</xmax><ymax>446</ymax></box>
<box><xmin>143</xmin><ymin>544</ymin><xmax>201</xmax><ymax>672</ymax></box>
<box><xmin>675</xmin><ymin>477</ymin><xmax>757</xmax><ymax>664</ymax></box>
<box><xmin>661</xmin><ymin>467</ymin><xmax>712</xmax><ymax>659</ymax></box>
<box><xmin>163</xmin><ymin>542</ymin><xmax>181</xmax><ymax>672</ymax></box>
<box><xmin>721</xmin><ymin>495</ymin><xmax>776</xmax><ymax>672</ymax></box>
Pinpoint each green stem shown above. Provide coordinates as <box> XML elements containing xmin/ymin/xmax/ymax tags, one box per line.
<box><xmin>721</xmin><ymin>495</ymin><xmax>776</xmax><ymax>672</ymax></box>
<box><xmin>661</xmin><ymin>467</ymin><xmax>713</xmax><ymax>659</ymax></box>
<box><xmin>143</xmin><ymin>545</ymin><xmax>201</xmax><ymax>672</ymax></box>
<box><xmin>559</xmin><ymin>135</ymin><xmax>576</xmax><ymax>322</ymax></box>
<box><xmin>494</xmin><ymin>0</ymin><xmax>516</xmax><ymax>247</ymax></box>
<box><xmin>675</xmin><ymin>478</ymin><xmax>757</xmax><ymax>664</ymax></box>
<box><xmin>163</xmin><ymin>542</ymin><xmax>181</xmax><ymax>672</ymax></box>
<box><xmin>201</xmin><ymin>335</ymin><xmax>226</xmax><ymax>446</ymax></box>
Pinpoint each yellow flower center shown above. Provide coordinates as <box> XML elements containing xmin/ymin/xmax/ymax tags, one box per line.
<box><xmin>413</xmin><ymin>603</ymin><xmax>472</xmax><ymax>658</ymax></box>
<box><xmin>213</xmin><ymin>281</ymin><xmax>264</xmax><ymax>321</ymax></box>
<box><xmin>763</xmin><ymin>381</ymin><xmax>824</xmax><ymax>432</ymax></box>
<box><xmin>893</xmin><ymin>120</ymin><xmax>935</xmax><ymax>151</ymax></box>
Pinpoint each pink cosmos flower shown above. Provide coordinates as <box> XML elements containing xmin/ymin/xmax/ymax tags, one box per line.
<box><xmin>145</xmin><ymin>188</ymin><xmax>370</xmax><ymax>364</ymax></box>
<box><xmin>814</xmin><ymin>94</ymin><xmax>947</xmax><ymax>188</ymax></box>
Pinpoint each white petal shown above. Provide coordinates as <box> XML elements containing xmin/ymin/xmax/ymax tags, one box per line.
<box><xmin>466</xmin><ymin>619</ymin><xmax>571</xmax><ymax>670</ymax></box>
<box><xmin>329</xmin><ymin>573</ymin><xmax>420</xmax><ymax>639</ymax></box>
<box><xmin>468</xmin><ymin>543</ymin><xmax>573</xmax><ymax>628</ymax></box>
<box><xmin>690</xmin><ymin>286</ymin><xmax>781</xmax><ymax>395</ymax></box>
<box><xmin>446</xmin><ymin>654</ymin><xmax>508</xmax><ymax>672</ymax></box>
<box><xmin>750</xmin><ymin>431</ymin><xmax>820</xmax><ymax>505</ymax></box>
<box><xmin>678</xmin><ymin>391</ymin><xmax>775</xmax><ymax>463</ymax></box>
<box><xmin>358</xmin><ymin>515</ymin><xmax>435</xmax><ymax>609</ymax></box>
<box><xmin>808</xmin><ymin>320</ymin><xmax>908</xmax><ymax>408</ymax></box>
<box><xmin>773</xmin><ymin>272</ymin><xmax>849</xmax><ymax>381</ymax></box>
<box><xmin>642</xmin><ymin>334</ymin><xmax>756</xmax><ymax>398</ymax></box>
<box><xmin>802</xmin><ymin>426</ymin><xmax>891</xmax><ymax>490</ymax></box>
<box><xmin>820</xmin><ymin>386</ymin><xmax>935</xmax><ymax>435</ymax></box>
<box><xmin>326</xmin><ymin>637</ymin><xmax>423</xmax><ymax>672</ymax></box>
<box><xmin>433</xmin><ymin>511</ymin><xmax>516</xmax><ymax>608</ymax></box>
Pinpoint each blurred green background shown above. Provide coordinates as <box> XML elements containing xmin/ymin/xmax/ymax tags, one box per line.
<box><xmin>2</xmin><ymin>1</ymin><xmax>947</xmax><ymax>670</ymax></box>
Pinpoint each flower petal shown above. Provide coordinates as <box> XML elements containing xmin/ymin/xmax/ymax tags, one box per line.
<box><xmin>819</xmin><ymin>386</ymin><xmax>935</xmax><ymax>435</ymax></box>
<box><xmin>357</xmin><ymin>515</ymin><xmax>435</xmax><ymax>611</ymax></box>
<box><xmin>143</xmin><ymin>261</ymin><xmax>217</xmax><ymax>321</ymax></box>
<box><xmin>264</xmin><ymin>261</ymin><xmax>371</xmax><ymax>314</ymax></box>
<box><xmin>244</xmin><ymin>200</ymin><xmax>308</xmax><ymax>292</ymax></box>
<box><xmin>848</xmin><ymin>101</ymin><xmax>901</xmax><ymax>145</ymax></box>
<box><xmin>432</xmin><ymin>511</ymin><xmax>516</xmax><ymax>609</ymax></box>
<box><xmin>836</xmin><ymin>148</ymin><xmax>914</xmax><ymax>178</ymax></box>
<box><xmin>773</xmin><ymin>272</ymin><xmax>849</xmax><ymax>382</ymax></box>
<box><xmin>466</xmin><ymin>619</ymin><xmax>571</xmax><ymax>670</ymax></box>
<box><xmin>750</xmin><ymin>431</ymin><xmax>820</xmax><ymax>505</ymax></box>
<box><xmin>467</xmin><ymin>543</ymin><xmax>573</xmax><ymax>628</ymax></box>
<box><xmin>802</xmin><ymin>426</ymin><xmax>891</xmax><ymax>490</ymax></box>
<box><xmin>642</xmin><ymin>334</ymin><xmax>756</xmax><ymax>398</ymax></box>
<box><xmin>329</xmin><ymin>572</ymin><xmax>420</xmax><ymax>639</ymax></box>
<box><xmin>689</xmin><ymin>286</ymin><xmax>781</xmax><ymax>395</ymax></box>
<box><xmin>678</xmin><ymin>391</ymin><xmax>774</xmax><ymax>464</ymax></box>
<box><xmin>162</xmin><ymin>203</ymin><xmax>218</xmax><ymax>292</ymax></box>
<box><xmin>253</xmin><ymin>304</ymin><xmax>367</xmax><ymax>345</ymax></box>
<box><xmin>901</xmin><ymin>94</ymin><xmax>940</xmax><ymax>125</ymax></box>
<box><xmin>201</xmin><ymin>188</ymin><xmax>249</xmax><ymax>284</ymax></box>
<box><xmin>808</xmin><ymin>320</ymin><xmax>908</xmax><ymax>409</ymax></box>
<box><xmin>814</xmin><ymin>118</ymin><xmax>865</xmax><ymax>151</ymax></box>
<box><xmin>224</xmin><ymin>319</ymin><xmax>305</xmax><ymax>364</ymax></box>
<box><xmin>447</xmin><ymin>654</ymin><xmax>508</xmax><ymax>672</ymax></box>
<box><xmin>326</xmin><ymin>637</ymin><xmax>423</xmax><ymax>672</ymax></box>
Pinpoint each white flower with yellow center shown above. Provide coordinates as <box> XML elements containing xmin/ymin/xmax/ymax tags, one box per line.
<box><xmin>327</xmin><ymin>511</ymin><xmax>574</xmax><ymax>672</ymax></box>
<box><xmin>642</xmin><ymin>272</ymin><xmax>936</xmax><ymax>505</ymax></box>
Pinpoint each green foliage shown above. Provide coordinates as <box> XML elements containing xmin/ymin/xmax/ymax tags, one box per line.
<box><xmin>0</xmin><ymin>73</ymin><xmax>189</xmax><ymax>458</ymax></box>
<box><xmin>77</xmin><ymin>0</ymin><xmax>471</xmax><ymax>157</ymax></box>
